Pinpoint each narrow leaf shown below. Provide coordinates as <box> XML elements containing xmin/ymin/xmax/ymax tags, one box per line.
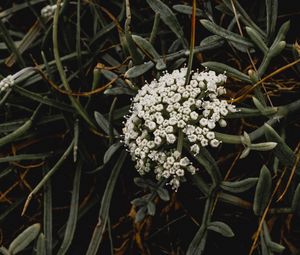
<box><xmin>36</xmin><ymin>233</ymin><xmax>46</xmax><ymax>255</ymax></box>
<box><xmin>266</xmin><ymin>0</ymin><xmax>278</xmax><ymax>40</ymax></box>
<box><xmin>200</xmin><ymin>35</ymin><xmax>224</xmax><ymax>48</ymax></box>
<box><xmin>8</xmin><ymin>223</ymin><xmax>40</xmax><ymax>254</ymax></box>
<box><xmin>86</xmin><ymin>150</ymin><xmax>127</xmax><ymax>255</ymax></box>
<box><xmin>253</xmin><ymin>165</ymin><xmax>272</xmax><ymax>216</ymax></box>
<box><xmin>147</xmin><ymin>201</ymin><xmax>156</xmax><ymax>216</ymax></box>
<box><xmin>146</xmin><ymin>0</ymin><xmax>185</xmax><ymax>43</ymax></box>
<box><xmin>245</xmin><ymin>26</ymin><xmax>268</xmax><ymax>54</ymax></box>
<box><xmin>249</xmin><ymin>142</ymin><xmax>277</xmax><ymax>151</ymax></box>
<box><xmin>104</xmin><ymin>86</ymin><xmax>136</xmax><ymax>96</ymax></box>
<box><xmin>57</xmin><ymin>162</ymin><xmax>82</xmax><ymax>255</ymax></box>
<box><xmin>264</xmin><ymin>124</ymin><xmax>297</xmax><ymax>170</ymax></box>
<box><xmin>94</xmin><ymin>111</ymin><xmax>118</xmax><ymax>136</ymax></box>
<box><xmin>156</xmin><ymin>187</ymin><xmax>170</xmax><ymax>201</ymax></box>
<box><xmin>173</xmin><ymin>5</ymin><xmax>204</xmax><ymax>17</ymax></box>
<box><xmin>125</xmin><ymin>62</ymin><xmax>155</xmax><ymax>78</ymax></box>
<box><xmin>202</xmin><ymin>62</ymin><xmax>251</xmax><ymax>82</ymax></box>
<box><xmin>104</xmin><ymin>142</ymin><xmax>122</xmax><ymax>164</ymax></box>
<box><xmin>132</xmin><ymin>35</ymin><xmax>166</xmax><ymax>70</ymax></box>
<box><xmin>292</xmin><ymin>183</ymin><xmax>300</xmax><ymax>215</ymax></box>
<box><xmin>221</xmin><ymin>178</ymin><xmax>258</xmax><ymax>193</ymax></box>
<box><xmin>200</xmin><ymin>19</ymin><xmax>254</xmax><ymax>48</ymax></box>
<box><xmin>267</xmin><ymin>241</ymin><xmax>285</xmax><ymax>253</ymax></box>
<box><xmin>207</xmin><ymin>221</ymin><xmax>234</xmax><ymax>237</ymax></box>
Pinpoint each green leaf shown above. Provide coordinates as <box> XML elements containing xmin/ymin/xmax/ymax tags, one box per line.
<box><xmin>94</xmin><ymin>111</ymin><xmax>118</xmax><ymax>136</ymax></box>
<box><xmin>103</xmin><ymin>142</ymin><xmax>122</xmax><ymax>164</ymax></box>
<box><xmin>134</xmin><ymin>177</ymin><xmax>150</xmax><ymax>189</ymax></box>
<box><xmin>245</xmin><ymin>26</ymin><xmax>268</xmax><ymax>54</ymax></box>
<box><xmin>252</xmin><ymin>97</ymin><xmax>278</xmax><ymax>117</ymax></box>
<box><xmin>191</xmin><ymin>174</ymin><xmax>209</xmax><ymax>195</ymax></box>
<box><xmin>147</xmin><ymin>201</ymin><xmax>156</xmax><ymax>216</ymax></box>
<box><xmin>265</xmin><ymin>0</ymin><xmax>278</xmax><ymax>40</ymax></box>
<box><xmin>267</xmin><ymin>241</ymin><xmax>285</xmax><ymax>253</ymax></box>
<box><xmin>269</xmin><ymin>41</ymin><xmax>286</xmax><ymax>57</ymax></box>
<box><xmin>200</xmin><ymin>19</ymin><xmax>254</xmax><ymax>48</ymax></box>
<box><xmin>125</xmin><ymin>62</ymin><xmax>155</xmax><ymax>78</ymax></box>
<box><xmin>131</xmin><ymin>197</ymin><xmax>147</xmax><ymax>207</ymax></box>
<box><xmin>264</xmin><ymin>124</ymin><xmax>298</xmax><ymax>171</ymax></box>
<box><xmin>156</xmin><ymin>186</ymin><xmax>170</xmax><ymax>201</ymax></box>
<box><xmin>272</xmin><ymin>21</ymin><xmax>290</xmax><ymax>46</ymax></box>
<box><xmin>8</xmin><ymin>223</ymin><xmax>40</xmax><ymax>254</ymax></box>
<box><xmin>207</xmin><ymin>221</ymin><xmax>234</xmax><ymax>237</ymax></box>
<box><xmin>222</xmin><ymin>0</ymin><xmax>266</xmax><ymax>38</ymax></box>
<box><xmin>0</xmin><ymin>247</ymin><xmax>10</xmax><ymax>255</ymax></box>
<box><xmin>200</xmin><ymin>35</ymin><xmax>224</xmax><ymax>48</ymax></box>
<box><xmin>220</xmin><ymin>178</ymin><xmax>258</xmax><ymax>193</ymax></box>
<box><xmin>253</xmin><ymin>165</ymin><xmax>272</xmax><ymax>216</ymax></box>
<box><xmin>146</xmin><ymin>0</ymin><xmax>185</xmax><ymax>43</ymax></box>
<box><xmin>249</xmin><ymin>142</ymin><xmax>277</xmax><ymax>151</ymax></box>
<box><xmin>13</xmin><ymin>86</ymin><xmax>75</xmax><ymax>113</ymax></box>
<box><xmin>57</xmin><ymin>162</ymin><xmax>82</xmax><ymax>255</ymax></box>
<box><xmin>202</xmin><ymin>61</ymin><xmax>251</xmax><ymax>82</ymax></box>
<box><xmin>135</xmin><ymin>207</ymin><xmax>147</xmax><ymax>222</ymax></box>
<box><xmin>104</xmin><ymin>86</ymin><xmax>136</xmax><ymax>96</ymax></box>
<box><xmin>292</xmin><ymin>183</ymin><xmax>300</xmax><ymax>216</ymax></box>
<box><xmin>42</xmin><ymin>166</ymin><xmax>52</xmax><ymax>255</ymax></box>
<box><xmin>86</xmin><ymin>150</ymin><xmax>127</xmax><ymax>255</ymax></box>
<box><xmin>132</xmin><ymin>35</ymin><xmax>166</xmax><ymax>70</ymax></box>
<box><xmin>189</xmin><ymin>146</ymin><xmax>222</xmax><ymax>185</ymax></box>
<box><xmin>172</xmin><ymin>5</ymin><xmax>204</xmax><ymax>17</ymax></box>
<box><xmin>0</xmin><ymin>153</ymin><xmax>53</xmax><ymax>163</ymax></box>
<box><xmin>240</xmin><ymin>147</ymin><xmax>251</xmax><ymax>159</ymax></box>
<box><xmin>36</xmin><ymin>233</ymin><xmax>46</xmax><ymax>255</ymax></box>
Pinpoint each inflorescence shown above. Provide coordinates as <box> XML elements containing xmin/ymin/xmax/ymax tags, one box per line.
<box><xmin>122</xmin><ymin>68</ymin><xmax>236</xmax><ymax>190</ymax></box>
<box><xmin>41</xmin><ymin>4</ymin><xmax>62</xmax><ymax>19</ymax></box>
<box><xmin>0</xmin><ymin>75</ymin><xmax>14</xmax><ymax>93</ymax></box>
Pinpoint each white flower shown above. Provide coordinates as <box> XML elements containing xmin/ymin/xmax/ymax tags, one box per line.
<box><xmin>176</xmin><ymin>169</ymin><xmax>185</xmax><ymax>176</ymax></box>
<box><xmin>154</xmin><ymin>136</ymin><xmax>162</xmax><ymax>145</ymax></box>
<box><xmin>210</xmin><ymin>139</ymin><xmax>221</xmax><ymax>147</ymax></box>
<box><xmin>199</xmin><ymin>118</ymin><xmax>208</xmax><ymax>126</ymax></box>
<box><xmin>122</xmin><ymin>68</ymin><xmax>235</xmax><ymax>190</ymax></box>
<box><xmin>166</xmin><ymin>134</ymin><xmax>176</xmax><ymax>144</ymax></box>
<box><xmin>180</xmin><ymin>157</ymin><xmax>190</xmax><ymax>167</ymax></box>
<box><xmin>206</xmin><ymin>131</ymin><xmax>215</xmax><ymax>140</ymax></box>
<box><xmin>177</xmin><ymin>120</ymin><xmax>186</xmax><ymax>128</ymax></box>
<box><xmin>0</xmin><ymin>75</ymin><xmax>14</xmax><ymax>93</ymax></box>
<box><xmin>41</xmin><ymin>4</ymin><xmax>62</xmax><ymax>19</ymax></box>
<box><xmin>191</xmin><ymin>144</ymin><xmax>200</xmax><ymax>155</ymax></box>
<box><xmin>190</xmin><ymin>111</ymin><xmax>199</xmax><ymax>120</ymax></box>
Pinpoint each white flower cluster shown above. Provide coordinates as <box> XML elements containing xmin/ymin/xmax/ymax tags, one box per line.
<box><xmin>0</xmin><ymin>75</ymin><xmax>14</xmax><ymax>93</ymax></box>
<box><xmin>41</xmin><ymin>4</ymin><xmax>61</xmax><ymax>19</ymax></box>
<box><xmin>123</xmin><ymin>68</ymin><xmax>236</xmax><ymax>190</ymax></box>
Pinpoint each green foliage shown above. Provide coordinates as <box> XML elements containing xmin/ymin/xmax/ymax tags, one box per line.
<box><xmin>0</xmin><ymin>0</ymin><xmax>300</xmax><ymax>254</ymax></box>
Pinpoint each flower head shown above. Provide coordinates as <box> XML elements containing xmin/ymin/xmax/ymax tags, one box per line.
<box><xmin>41</xmin><ymin>4</ymin><xmax>62</xmax><ymax>19</ymax></box>
<box><xmin>123</xmin><ymin>68</ymin><xmax>236</xmax><ymax>190</ymax></box>
<box><xmin>0</xmin><ymin>75</ymin><xmax>14</xmax><ymax>93</ymax></box>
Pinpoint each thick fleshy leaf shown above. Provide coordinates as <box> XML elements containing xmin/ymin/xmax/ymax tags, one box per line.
<box><xmin>202</xmin><ymin>61</ymin><xmax>251</xmax><ymax>82</ymax></box>
<box><xmin>125</xmin><ymin>62</ymin><xmax>155</xmax><ymax>78</ymax></box>
<box><xmin>146</xmin><ymin>0</ymin><xmax>184</xmax><ymax>41</ymax></box>
<box><xmin>292</xmin><ymin>183</ymin><xmax>300</xmax><ymax>216</ymax></box>
<box><xmin>200</xmin><ymin>19</ymin><xmax>254</xmax><ymax>48</ymax></box>
<box><xmin>103</xmin><ymin>142</ymin><xmax>122</xmax><ymax>164</ymax></box>
<box><xmin>8</xmin><ymin>223</ymin><xmax>40</xmax><ymax>254</ymax></box>
<box><xmin>207</xmin><ymin>221</ymin><xmax>234</xmax><ymax>237</ymax></box>
<box><xmin>221</xmin><ymin>178</ymin><xmax>258</xmax><ymax>193</ymax></box>
<box><xmin>147</xmin><ymin>201</ymin><xmax>156</xmax><ymax>216</ymax></box>
<box><xmin>253</xmin><ymin>165</ymin><xmax>272</xmax><ymax>216</ymax></box>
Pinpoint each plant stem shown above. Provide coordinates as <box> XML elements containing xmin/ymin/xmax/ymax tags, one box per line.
<box><xmin>52</xmin><ymin>0</ymin><xmax>96</xmax><ymax>130</ymax></box>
